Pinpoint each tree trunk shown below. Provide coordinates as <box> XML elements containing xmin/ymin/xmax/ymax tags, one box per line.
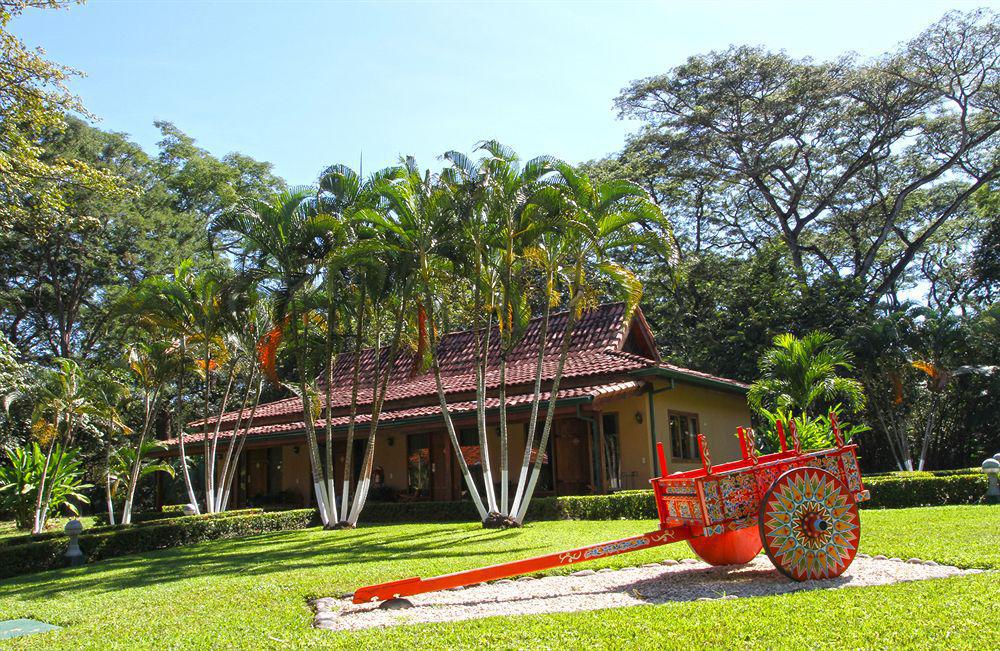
<box><xmin>510</xmin><ymin>298</ymin><xmax>552</xmax><ymax>516</ymax></box>
<box><xmin>917</xmin><ymin>391</ymin><xmax>941</xmax><ymax>472</ymax></box>
<box><xmin>32</xmin><ymin>437</ymin><xmax>57</xmax><ymax>534</ymax></box>
<box><xmin>291</xmin><ymin>306</ymin><xmax>334</xmax><ymax>526</ymax></box>
<box><xmin>123</xmin><ymin>387</ymin><xmax>160</xmax><ymax>524</ymax></box>
<box><xmin>514</xmin><ymin>298</ymin><xmax>580</xmax><ymax>524</ymax></box>
<box><xmin>340</xmin><ymin>294</ymin><xmax>365</xmax><ymax>520</ymax></box>
<box><xmin>476</xmin><ymin>311</ymin><xmax>498</xmax><ymax>513</ymax></box>
<box><xmin>205</xmin><ymin>363</ymin><xmax>236</xmax><ymax>513</ymax></box>
<box><xmin>177</xmin><ymin>339</ymin><xmax>200</xmax><ymax>513</ymax></box>
<box><xmin>105</xmin><ymin>447</ymin><xmax>116</xmax><ymax>527</ymax></box>
<box><xmin>347</xmin><ymin>303</ymin><xmax>406</xmax><ymax>525</ymax></box>
<box><xmin>214</xmin><ymin>371</ymin><xmax>255</xmax><ymax>511</ymax></box>
<box><xmin>220</xmin><ymin>377</ymin><xmax>263</xmax><ymax>511</ymax></box>
<box><xmin>421</xmin><ymin>284</ymin><xmax>488</xmax><ymax>521</ymax></box>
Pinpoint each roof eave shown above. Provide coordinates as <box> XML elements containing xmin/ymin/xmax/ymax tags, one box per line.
<box><xmin>629</xmin><ymin>367</ymin><xmax>748</xmax><ymax>394</ymax></box>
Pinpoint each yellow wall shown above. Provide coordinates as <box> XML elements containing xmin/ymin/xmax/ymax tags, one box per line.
<box><xmin>653</xmin><ymin>381</ymin><xmax>750</xmax><ymax>471</ymax></box>
<box><xmin>603</xmin><ymin>380</ymin><xmax>751</xmax><ymax>482</ymax></box>
<box><xmin>280</xmin><ymin>444</ymin><xmax>312</xmax><ymax>506</ymax></box>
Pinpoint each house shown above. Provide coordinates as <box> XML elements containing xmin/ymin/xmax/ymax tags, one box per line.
<box><xmin>161</xmin><ymin>303</ymin><xmax>751</xmax><ymax>508</ymax></box>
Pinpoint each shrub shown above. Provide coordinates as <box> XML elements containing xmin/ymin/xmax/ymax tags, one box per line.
<box><xmin>0</xmin><ymin>443</ymin><xmax>90</xmax><ymax>530</ymax></box>
<box><xmin>864</xmin><ymin>473</ymin><xmax>987</xmax><ymax>508</ymax></box>
<box><xmin>92</xmin><ymin>507</ymin><xmax>262</xmax><ymax>527</ymax></box>
<box><xmin>0</xmin><ymin>508</ymin><xmax>318</xmax><ymax>579</ymax></box>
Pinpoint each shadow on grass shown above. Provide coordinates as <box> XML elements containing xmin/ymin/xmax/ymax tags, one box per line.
<box><xmin>0</xmin><ymin>522</ymin><xmax>544</xmax><ymax>601</ymax></box>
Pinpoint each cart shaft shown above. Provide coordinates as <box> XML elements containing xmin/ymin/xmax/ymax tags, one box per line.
<box><xmin>352</xmin><ymin>525</ymin><xmax>693</xmax><ymax>603</ymax></box>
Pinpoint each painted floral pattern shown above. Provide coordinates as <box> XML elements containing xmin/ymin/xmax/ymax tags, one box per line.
<box><xmin>760</xmin><ymin>468</ymin><xmax>860</xmax><ymax>581</ymax></box>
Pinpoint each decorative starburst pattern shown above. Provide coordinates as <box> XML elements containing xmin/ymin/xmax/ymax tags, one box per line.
<box><xmin>760</xmin><ymin>468</ymin><xmax>859</xmax><ymax>581</ymax></box>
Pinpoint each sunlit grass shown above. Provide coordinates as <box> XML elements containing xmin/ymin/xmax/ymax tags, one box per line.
<box><xmin>0</xmin><ymin>505</ymin><xmax>995</xmax><ymax>649</ymax></box>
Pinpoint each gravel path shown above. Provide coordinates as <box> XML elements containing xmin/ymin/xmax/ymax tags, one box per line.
<box><xmin>313</xmin><ymin>556</ymin><xmax>979</xmax><ymax>632</ymax></box>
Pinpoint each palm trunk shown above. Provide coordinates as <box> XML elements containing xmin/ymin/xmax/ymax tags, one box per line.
<box><xmin>205</xmin><ymin>363</ymin><xmax>236</xmax><ymax>513</ymax></box>
<box><xmin>36</xmin><ymin>412</ymin><xmax>72</xmax><ymax>533</ymax></box>
<box><xmin>917</xmin><ymin>391</ymin><xmax>940</xmax><ymax>471</ymax></box>
<box><xmin>477</xmin><ymin>311</ymin><xmax>498</xmax><ymax>513</ymax></box>
<box><xmin>347</xmin><ymin>302</ymin><xmax>406</xmax><ymax>525</ymax></box>
<box><xmin>510</xmin><ymin>297</ymin><xmax>552</xmax><ymax>515</ymax></box>
<box><xmin>105</xmin><ymin>462</ymin><xmax>117</xmax><ymax>527</ymax></box>
<box><xmin>220</xmin><ymin>377</ymin><xmax>263</xmax><ymax>511</ymax></box>
<box><xmin>514</xmin><ymin>298</ymin><xmax>580</xmax><ymax>523</ymax></box>
<box><xmin>498</xmin><ymin>351</ymin><xmax>509</xmax><ymax>515</ymax></box>
<box><xmin>32</xmin><ymin>435</ymin><xmax>57</xmax><ymax>534</ymax></box>
<box><xmin>291</xmin><ymin>305</ymin><xmax>333</xmax><ymax>525</ymax></box>
<box><xmin>214</xmin><ymin>370</ymin><xmax>255</xmax><ymax>512</ymax></box>
<box><xmin>177</xmin><ymin>339</ymin><xmax>200</xmax><ymax>513</ymax></box>
<box><xmin>322</xmin><ymin>274</ymin><xmax>345</xmax><ymax>526</ymax></box>
<box><xmin>123</xmin><ymin>387</ymin><xmax>160</xmax><ymax>524</ymax></box>
<box><xmin>340</xmin><ymin>294</ymin><xmax>365</xmax><ymax>520</ymax></box>
<box><xmin>421</xmin><ymin>283</ymin><xmax>488</xmax><ymax>521</ymax></box>
<box><xmin>202</xmin><ymin>340</ymin><xmax>212</xmax><ymax>514</ymax></box>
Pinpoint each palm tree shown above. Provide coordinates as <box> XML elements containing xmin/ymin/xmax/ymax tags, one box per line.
<box><xmin>443</xmin><ymin>142</ymin><xmax>558</xmax><ymax>519</ymax></box>
<box><xmin>748</xmin><ymin>331</ymin><xmax>867</xmax><ymax>420</ymax></box>
<box><xmin>120</xmin><ymin>341</ymin><xmax>183</xmax><ymax>524</ymax></box>
<box><xmin>12</xmin><ymin>359</ymin><xmax>127</xmax><ymax>532</ymax></box>
<box><xmin>511</xmin><ymin>162</ymin><xmax>668</xmax><ymax>523</ymax></box>
<box><xmin>108</xmin><ymin>440</ymin><xmax>175</xmax><ymax>523</ymax></box>
<box><xmin>362</xmin><ymin>157</ymin><xmax>491</xmax><ymax>522</ymax></box>
<box><xmin>215</xmin><ymin>187</ymin><xmax>342</xmax><ymax>525</ymax></box>
<box><xmin>127</xmin><ymin>261</ymin><xmax>237</xmax><ymax>514</ymax></box>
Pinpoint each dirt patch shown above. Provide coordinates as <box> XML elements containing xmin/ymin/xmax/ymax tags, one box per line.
<box><xmin>314</xmin><ymin>555</ymin><xmax>980</xmax><ymax>632</ymax></box>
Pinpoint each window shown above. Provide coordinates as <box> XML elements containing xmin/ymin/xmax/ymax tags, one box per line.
<box><xmin>459</xmin><ymin>427</ymin><xmax>479</xmax><ymax>447</ymax></box>
<box><xmin>602</xmin><ymin>413</ymin><xmax>621</xmax><ymax>490</ymax></box>
<box><xmin>669</xmin><ymin>412</ymin><xmax>700</xmax><ymax>461</ymax></box>
<box><xmin>407</xmin><ymin>433</ymin><xmax>431</xmax><ymax>497</ymax></box>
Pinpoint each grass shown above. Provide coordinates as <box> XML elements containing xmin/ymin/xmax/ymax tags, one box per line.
<box><xmin>0</xmin><ymin>504</ymin><xmax>996</xmax><ymax>649</ymax></box>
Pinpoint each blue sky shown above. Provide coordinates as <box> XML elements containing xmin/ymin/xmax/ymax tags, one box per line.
<box><xmin>13</xmin><ymin>0</ymin><xmax>998</xmax><ymax>185</ymax></box>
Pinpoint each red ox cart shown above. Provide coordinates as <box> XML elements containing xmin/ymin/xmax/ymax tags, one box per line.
<box><xmin>354</xmin><ymin>415</ymin><xmax>870</xmax><ymax>606</ymax></box>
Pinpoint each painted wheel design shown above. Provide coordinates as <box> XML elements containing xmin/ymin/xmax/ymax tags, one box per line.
<box><xmin>759</xmin><ymin>468</ymin><xmax>860</xmax><ymax>581</ymax></box>
<box><xmin>688</xmin><ymin>526</ymin><xmax>762</xmax><ymax>566</ymax></box>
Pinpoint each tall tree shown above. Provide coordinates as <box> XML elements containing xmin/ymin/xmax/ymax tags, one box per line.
<box><xmin>615</xmin><ymin>9</ymin><xmax>1000</xmax><ymax>305</ymax></box>
<box><xmin>0</xmin><ymin>1</ymin><xmax>124</xmax><ymax>231</ymax></box>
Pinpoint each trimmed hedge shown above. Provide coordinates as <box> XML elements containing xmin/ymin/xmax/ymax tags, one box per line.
<box><xmin>2</xmin><ymin>509</ymin><xmax>265</xmax><ymax>546</ymax></box>
<box><xmin>360</xmin><ymin>473</ymin><xmax>989</xmax><ymax>523</ymax></box>
<box><xmin>92</xmin><ymin>507</ymin><xmax>262</xmax><ymax>527</ymax></box>
<box><xmin>864</xmin><ymin>473</ymin><xmax>987</xmax><ymax>508</ymax></box>
<box><xmin>0</xmin><ymin>508</ymin><xmax>319</xmax><ymax>580</ymax></box>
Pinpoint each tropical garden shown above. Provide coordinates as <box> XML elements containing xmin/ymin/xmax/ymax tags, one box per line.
<box><xmin>0</xmin><ymin>2</ymin><xmax>997</xmax><ymax>648</ymax></box>
<box><xmin>2</xmin><ymin>2</ymin><xmax>998</xmax><ymax>535</ymax></box>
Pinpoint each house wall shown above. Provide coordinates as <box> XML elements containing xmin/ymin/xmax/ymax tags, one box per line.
<box><xmin>601</xmin><ymin>380</ymin><xmax>751</xmax><ymax>486</ymax></box>
<box><xmin>651</xmin><ymin>380</ymin><xmax>750</xmax><ymax>472</ymax></box>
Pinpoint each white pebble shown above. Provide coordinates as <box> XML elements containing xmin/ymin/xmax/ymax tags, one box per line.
<box><xmin>571</xmin><ymin>569</ymin><xmax>596</xmax><ymax>577</ymax></box>
<box><xmin>661</xmin><ymin>559</ymin><xmax>680</xmax><ymax>566</ymax></box>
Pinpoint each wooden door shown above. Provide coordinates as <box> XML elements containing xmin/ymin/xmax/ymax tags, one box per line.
<box><xmin>554</xmin><ymin>419</ymin><xmax>591</xmax><ymax>495</ymax></box>
<box><xmin>430</xmin><ymin>431</ymin><xmax>453</xmax><ymax>501</ymax></box>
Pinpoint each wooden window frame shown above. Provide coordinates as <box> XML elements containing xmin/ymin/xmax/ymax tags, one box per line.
<box><xmin>667</xmin><ymin>410</ymin><xmax>700</xmax><ymax>462</ymax></box>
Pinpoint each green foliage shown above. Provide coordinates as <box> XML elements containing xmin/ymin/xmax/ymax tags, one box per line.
<box><xmin>0</xmin><ymin>442</ymin><xmax>90</xmax><ymax>529</ymax></box>
<box><xmin>92</xmin><ymin>506</ymin><xmax>261</xmax><ymax>528</ymax></box>
<box><xmin>0</xmin><ymin>508</ymin><xmax>317</xmax><ymax>579</ymax></box>
<box><xmin>0</xmin><ymin>2</ymin><xmax>128</xmax><ymax>232</ymax></box>
<box><xmin>864</xmin><ymin>473</ymin><xmax>987</xmax><ymax>509</ymax></box>
<box><xmin>749</xmin><ymin>331</ymin><xmax>866</xmax><ymax>418</ymax></box>
<box><xmin>753</xmin><ymin>407</ymin><xmax>871</xmax><ymax>454</ymax></box>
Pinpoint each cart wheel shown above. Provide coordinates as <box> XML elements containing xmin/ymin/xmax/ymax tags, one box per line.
<box><xmin>759</xmin><ymin>467</ymin><xmax>860</xmax><ymax>581</ymax></box>
<box><xmin>688</xmin><ymin>526</ymin><xmax>762</xmax><ymax>566</ymax></box>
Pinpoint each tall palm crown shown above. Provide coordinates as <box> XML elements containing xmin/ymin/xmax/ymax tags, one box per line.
<box><xmin>748</xmin><ymin>331</ymin><xmax>866</xmax><ymax>417</ymax></box>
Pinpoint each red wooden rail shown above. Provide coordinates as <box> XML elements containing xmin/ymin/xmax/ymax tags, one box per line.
<box><xmin>352</xmin><ymin>525</ymin><xmax>694</xmax><ymax>604</ymax></box>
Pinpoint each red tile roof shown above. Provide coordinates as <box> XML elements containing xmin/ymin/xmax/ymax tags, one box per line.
<box><xmin>176</xmin><ymin>303</ymin><xmax>747</xmax><ymax>447</ymax></box>
<box><xmin>167</xmin><ymin>380</ymin><xmax>644</xmax><ymax>447</ymax></box>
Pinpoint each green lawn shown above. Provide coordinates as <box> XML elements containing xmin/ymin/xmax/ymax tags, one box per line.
<box><xmin>0</xmin><ymin>505</ymin><xmax>996</xmax><ymax>649</ymax></box>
